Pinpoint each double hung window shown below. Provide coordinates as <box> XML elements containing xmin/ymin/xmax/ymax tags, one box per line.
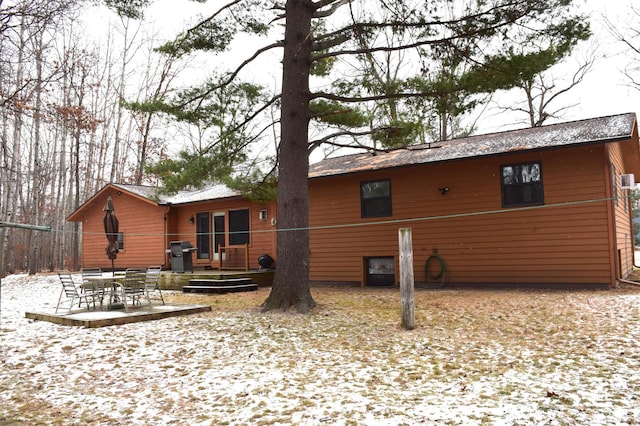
<box><xmin>501</xmin><ymin>162</ymin><xmax>543</xmax><ymax>207</ymax></box>
<box><xmin>361</xmin><ymin>179</ymin><xmax>392</xmax><ymax>217</ymax></box>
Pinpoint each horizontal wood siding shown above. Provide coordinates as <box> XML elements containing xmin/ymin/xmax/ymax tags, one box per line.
<box><xmin>76</xmin><ymin>187</ymin><xmax>277</xmax><ymax>271</ymax></box>
<box><xmin>309</xmin><ymin>144</ymin><xmax>614</xmax><ymax>286</ymax></box>
<box><xmin>79</xmin><ymin>190</ymin><xmax>166</xmax><ymax>270</ymax></box>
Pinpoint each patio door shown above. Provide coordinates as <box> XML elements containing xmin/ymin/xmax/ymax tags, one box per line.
<box><xmin>196</xmin><ymin>212</ymin><xmax>210</xmax><ymax>259</ymax></box>
<box><xmin>213</xmin><ymin>212</ymin><xmax>226</xmax><ymax>261</ymax></box>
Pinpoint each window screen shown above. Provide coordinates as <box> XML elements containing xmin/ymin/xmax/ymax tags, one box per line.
<box><xmin>361</xmin><ymin>179</ymin><xmax>392</xmax><ymax>217</ymax></box>
<box><xmin>229</xmin><ymin>209</ymin><xmax>250</xmax><ymax>245</ymax></box>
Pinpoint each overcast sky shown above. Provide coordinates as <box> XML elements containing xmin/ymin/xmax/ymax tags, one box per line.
<box><xmin>85</xmin><ymin>0</ymin><xmax>640</xmax><ymax>139</ymax></box>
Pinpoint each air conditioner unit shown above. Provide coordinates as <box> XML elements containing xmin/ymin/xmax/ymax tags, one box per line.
<box><xmin>258</xmin><ymin>209</ymin><xmax>268</xmax><ymax>221</ymax></box>
<box><xmin>620</xmin><ymin>174</ymin><xmax>636</xmax><ymax>190</ymax></box>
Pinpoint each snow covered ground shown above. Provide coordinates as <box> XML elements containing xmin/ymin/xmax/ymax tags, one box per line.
<box><xmin>1</xmin><ymin>273</ymin><xmax>640</xmax><ymax>425</ymax></box>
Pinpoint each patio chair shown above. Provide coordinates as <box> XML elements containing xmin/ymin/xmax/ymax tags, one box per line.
<box><xmin>55</xmin><ymin>272</ymin><xmax>100</xmax><ymax>313</ymax></box>
<box><xmin>81</xmin><ymin>267</ymin><xmax>102</xmax><ymax>278</ymax></box>
<box><xmin>117</xmin><ymin>268</ymin><xmax>148</xmax><ymax>310</ymax></box>
<box><xmin>144</xmin><ymin>266</ymin><xmax>164</xmax><ymax>305</ymax></box>
<box><xmin>80</xmin><ymin>267</ymin><xmax>106</xmax><ymax>304</ymax></box>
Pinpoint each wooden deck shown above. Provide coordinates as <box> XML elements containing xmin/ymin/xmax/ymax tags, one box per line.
<box><xmin>182</xmin><ymin>277</ymin><xmax>259</xmax><ymax>294</ymax></box>
<box><xmin>160</xmin><ymin>269</ymin><xmax>274</xmax><ymax>290</ymax></box>
<box><xmin>25</xmin><ymin>303</ymin><xmax>211</xmax><ymax>328</ymax></box>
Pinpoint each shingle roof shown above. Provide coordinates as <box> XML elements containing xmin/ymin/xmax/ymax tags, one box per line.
<box><xmin>111</xmin><ymin>184</ymin><xmax>158</xmax><ymax>200</ymax></box>
<box><xmin>309</xmin><ymin>113</ymin><xmax>638</xmax><ymax>179</ymax></box>
<box><xmin>112</xmin><ymin>183</ymin><xmax>240</xmax><ymax>205</ymax></box>
<box><xmin>162</xmin><ymin>185</ymin><xmax>240</xmax><ymax>205</ymax></box>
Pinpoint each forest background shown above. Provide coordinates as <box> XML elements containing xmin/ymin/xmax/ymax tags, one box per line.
<box><xmin>1</xmin><ymin>0</ymin><xmax>639</xmax><ymax>277</ymax></box>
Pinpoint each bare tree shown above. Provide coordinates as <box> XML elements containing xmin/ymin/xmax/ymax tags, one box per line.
<box><xmin>0</xmin><ymin>0</ymin><xmax>81</xmax><ymax>274</ymax></box>
<box><xmin>129</xmin><ymin>38</ymin><xmax>184</xmax><ymax>185</ymax></box>
<box><xmin>606</xmin><ymin>4</ymin><xmax>640</xmax><ymax>92</ymax></box>
<box><xmin>496</xmin><ymin>49</ymin><xmax>596</xmax><ymax>127</ymax></box>
<box><xmin>0</xmin><ymin>0</ymin><xmax>188</xmax><ymax>274</ymax></box>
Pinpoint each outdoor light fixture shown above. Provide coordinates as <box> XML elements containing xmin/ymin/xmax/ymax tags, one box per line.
<box><xmin>438</xmin><ymin>187</ymin><xmax>449</xmax><ymax>195</ymax></box>
<box><xmin>188</xmin><ymin>216</ymin><xmax>194</xmax><ymax>224</ymax></box>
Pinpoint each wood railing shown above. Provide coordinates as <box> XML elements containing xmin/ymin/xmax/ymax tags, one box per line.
<box><xmin>213</xmin><ymin>244</ymin><xmax>249</xmax><ymax>271</ymax></box>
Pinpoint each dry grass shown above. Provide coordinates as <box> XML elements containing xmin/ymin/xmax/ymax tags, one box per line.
<box><xmin>170</xmin><ymin>286</ymin><xmax>640</xmax><ymax>423</ymax></box>
<box><xmin>2</xmin><ymin>278</ymin><xmax>640</xmax><ymax>425</ymax></box>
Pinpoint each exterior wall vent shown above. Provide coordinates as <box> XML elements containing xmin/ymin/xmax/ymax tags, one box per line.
<box><xmin>620</xmin><ymin>174</ymin><xmax>635</xmax><ymax>190</ymax></box>
<box><xmin>258</xmin><ymin>209</ymin><xmax>268</xmax><ymax>221</ymax></box>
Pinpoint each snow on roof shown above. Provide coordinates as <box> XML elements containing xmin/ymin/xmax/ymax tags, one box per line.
<box><xmin>161</xmin><ymin>185</ymin><xmax>241</xmax><ymax>205</ymax></box>
<box><xmin>112</xmin><ymin>183</ymin><xmax>240</xmax><ymax>205</ymax></box>
<box><xmin>309</xmin><ymin>113</ymin><xmax>638</xmax><ymax>179</ymax></box>
<box><xmin>111</xmin><ymin>184</ymin><xmax>158</xmax><ymax>200</ymax></box>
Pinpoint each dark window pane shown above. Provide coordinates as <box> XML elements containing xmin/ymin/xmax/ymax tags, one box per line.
<box><xmin>362</xmin><ymin>181</ymin><xmax>390</xmax><ymax>198</ymax></box>
<box><xmin>501</xmin><ymin>162</ymin><xmax>544</xmax><ymax>207</ymax></box>
<box><xmin>229</xmin><ymin>209</ymin><xmax>250</xmax><ymax>245</ymax></box>
<box><xmin>366</xmin><ymin>257</ymin><xmax>395</xmax><ymax>286</ymax></box>
<box><xmin>362</xmin><ymin>198</ymin><xmax>392</xmax><ymax>216</ymax></box>
<box><xmin>196</xmin><ymin>212</ymin><xmax>210</xmax><ymax>259</ymax></box>
<box><xmin>361</xmin><ymin>180</ymin><xmax>392</xmax><ymax>217</ymax></box>
<box><xmin>213</xmin><ymin>215</ymin><xmax>225</xmax><ymax>255</ymax></box>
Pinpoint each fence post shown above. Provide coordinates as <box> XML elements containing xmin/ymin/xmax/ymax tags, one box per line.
<box><xmin>399</xmin><ymin>227</ymin><xmax>415</xmax><ymax>330</ymax></box>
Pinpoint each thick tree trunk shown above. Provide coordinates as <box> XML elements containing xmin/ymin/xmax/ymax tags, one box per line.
<box><xmin>262</xmin><ymin>0</ymin><xmax>316</xmax><ymax>313</ymax></box>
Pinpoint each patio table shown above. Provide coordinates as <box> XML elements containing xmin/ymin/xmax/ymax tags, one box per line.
<box><xmin>82</xmin><ymin>275</ymin><xmax>123</xmax><ymax>309</ymax></box>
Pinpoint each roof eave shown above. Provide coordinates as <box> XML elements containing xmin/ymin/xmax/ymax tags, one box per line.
<box><xmin>157</xmin><ymin>194</ymin><xmax>243</xmax><ymax>207</ymax></box>
<box><xmin>66</xmin><ymin>183</ymin><xmax>159</xmax><ymax>222</ymax></box>
<box><xmin>309</xmin><ymin>134</ymin><xmax>635</xmax><ymax>181</ymax></box>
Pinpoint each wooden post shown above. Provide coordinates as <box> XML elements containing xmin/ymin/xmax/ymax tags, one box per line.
<box><xmin>399</xmin><ymin>228</ymin><xmax>415</xmax><ymax>330</ymax></box>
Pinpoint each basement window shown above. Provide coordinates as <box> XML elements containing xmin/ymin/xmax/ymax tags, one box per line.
<box><xmin>365</xmin><ymin>257</ymin><xmax>395</xmax><ymax>287</ymax></box>
<box><xmin>501</xmin><ymin>161</ymin><xmax>544</xmax><ymax>207</ymax></box>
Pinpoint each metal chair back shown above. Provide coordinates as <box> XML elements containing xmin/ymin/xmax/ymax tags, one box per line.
<box><xmin>56</xmin><ymin>272</ymin><xmax>97</xmax><ymax>313</ymax></box>
<box><xmin>145</xmin><ymin>266</ymin><xmax>164</xmax><ymax>304</ymax></box>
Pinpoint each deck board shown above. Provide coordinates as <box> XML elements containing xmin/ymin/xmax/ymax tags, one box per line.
<box><xmin>25</xmin><ymin>303</ymin><xmax>211</xmax><ymax>328</ymax></box>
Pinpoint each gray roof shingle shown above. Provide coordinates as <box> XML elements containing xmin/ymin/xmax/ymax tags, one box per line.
<box><xmin>309</xmin><ymin>113</ymin><xmax>637</xmax><ymax>179</ymax></box>
<box><xmin>112</xmin><ymin>183</ymin><xmax>240</xmax><ymax>205</ymax></box>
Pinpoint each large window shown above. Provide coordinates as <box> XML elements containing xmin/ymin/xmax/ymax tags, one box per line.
<box><xmin>501</xmin><ymin>161</ymin><xmax>544</xmax><ymax>207</ymax></box>
<box><xmin>195</xmin><ymin>209</ymin><xmax>250</xmax><ymax>259</ymax></box>
<box><xmin>361</xmin><ymin>179</ymin><xmax>392</xmax><ymax>217</ymax></box>
<box><xmin>229</xmin><ymin>209</ymin><xmax>250</xmax><ymax>245</ymax></box>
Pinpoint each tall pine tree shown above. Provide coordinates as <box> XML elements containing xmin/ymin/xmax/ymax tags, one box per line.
<box><xmin>122</xmin><ymin>0</ymin><xmax>590</xmax><ymax>312</ymax></box>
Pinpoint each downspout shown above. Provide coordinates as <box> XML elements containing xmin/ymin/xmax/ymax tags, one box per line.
<box><xmin>164</xmin><ymin>205</ymin><xmax>171</xmax><ymax>270</ymax></box>
<box><xmin>604</xmin><ymin>147</ymin><xmax>618</xmax><ymax>288</ymax></box>
<box><xmin>618</xmin><ymin>189</ymin><xmax>640</xmax><ymax>287</ymax></box>
<box><xmin>617</xmin><ymin>276</ymin><xmax>640</xmax><ymax>287</ymax></box>
<box><xmin>629</xmin><ymin>192</ymin><xmax>639</xmax><ymax>269</ymax></box>
<box><xmin>618</xmin><ymin>118</ymin><xmax>640</xmax><ymax>285</ymax></box>
<box><xmin>627</xmin><ymin>189</ymin><xmax>640</xmax><ymax>269</ymax></box>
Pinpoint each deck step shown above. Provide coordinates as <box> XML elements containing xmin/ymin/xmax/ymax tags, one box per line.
<box><xmin>188</xmin><ymin>278</ymin><xmax>253</xmax><ymax>287</ymax></box>
<box><xmin>182</xmin><ymin>284</ymin><xmax>258</xmax><ymax>294</ymax></box>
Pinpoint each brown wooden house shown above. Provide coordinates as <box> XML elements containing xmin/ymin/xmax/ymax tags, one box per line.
<box><xmin>67</xmin><ymin>184</ymin><xmax>277</xmax><ymax>271</ymax></box>
<box><xmin>307</xmin><ymin>113</ymin><xmax>640</xmax><ymax>289</ymax></box>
